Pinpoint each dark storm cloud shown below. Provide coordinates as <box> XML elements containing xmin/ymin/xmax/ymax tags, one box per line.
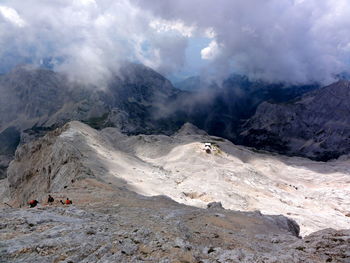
<box><xmin>136</xmin><ymin>0</ymin><xmax>350</xmax><ymax>84</ymax></box>
<box><xmin>0</xmin><ymin>0</ymin><xmax>349</xmax><ymax>85</ymax></box>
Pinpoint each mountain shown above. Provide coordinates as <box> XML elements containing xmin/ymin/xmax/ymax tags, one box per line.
<box><xmin>1</xmin><ymin>121</ymin><xmax>349</xmax><ymax>262</ymax></box>
<box><xmin>177</xmin><ymin>74</ymin><xmax>318</xmax><ymax>142</ymax></box>
<box><xmin>0</xmin><ymin>65</ymin><xmax>319</xmax><ymax>179</ymax></box>
<box><xmin>4</xmin><ymin>121</ymin><xmax>349</xmax><ymax>235</ymax></box>
<box><xmin>240</xmin><ymin>80</ymin><xmax>350</xmax><ymax>161</ymax></box>
<box><xmin>0</xmin><ymin>63</ymin><xmax>185</xmax><ymax>178</ymax></box>
<box><xmin>0</xmin><ymin>63</ymin><xmax>183</xmax><ymax>135</ymax></box>
<box><xmin>174</xmin><ymin>76</ymin><xmax>202</xmax><ymax>91</ymax></box>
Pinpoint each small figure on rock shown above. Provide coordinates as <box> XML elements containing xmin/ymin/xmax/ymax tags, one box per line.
<box><xmin>28</xmin><ymin>200</ymin><xmax>38</xmax><ymax>208</ymax></box>
<box><xmin>47</xmin><ymin>195</ymin><xmax>54</xmax><ymax>205</ymax></box>
<box><xmin>65</xmin><ymin>198</ymin><xmax>72</xmax><ymax>205</ymax></box>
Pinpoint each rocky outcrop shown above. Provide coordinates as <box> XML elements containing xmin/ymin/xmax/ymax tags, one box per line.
<box><xmin>0</xmin><ymin>193</ymin><xmax>349</xmax><ymax>262</ymax></box>
<box><xmin>207</xmin><ymin>201</ymin><xmax>224</xmax><ymax>210</ymax></box>
<box><xmin>240</xmin><ymin>80</ymin><xmax>350</xmax><ymax>160</ymax></box>
<box><xmin>175</xmin><ymin>122</ymin><xmax>208</xmax><ymax>136</ymax></box>
<box><xmin>3</xmin><ymin>121</ymin><xmax>350</xmax><ymax>236</ymax></box>
<box><xmin>0</xmin><ymin>121</ymin><xmax>349</xmax><ymax>262</ymax></box>
<box><xmin>6</xmin><ymin>124</ymin><xmax>93</xmax><ymax>206</ymax></box>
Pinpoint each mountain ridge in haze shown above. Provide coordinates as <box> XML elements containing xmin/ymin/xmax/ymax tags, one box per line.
<box><xmin>0</xmin><ymin>63</ymin><xmax>185</xmax><ymax>178</ymax></box>
<box><xmin>0</xmin><ymin>63</ymin><xmax>345</xmax><ymax>180</ymax></box>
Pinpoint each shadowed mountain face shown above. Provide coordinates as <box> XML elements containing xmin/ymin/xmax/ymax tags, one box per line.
<box><xmin>176</xmin><ymin>75</ymin><xmax>318</xmax><ymax>142</ymax></box>
<box><xmin>0</xmin><ymin>64</ymin><xmax>183</xmax><ymax>135</ymax></box>
<box><xmin>240</xmin><ymin>80</ymin><xmax>350</xmax><ymax>161</ymax></box>
<box><xmin>0</xmin><ymin>64</ymin><xmax>185</xmax><ymax>178</ymax></box>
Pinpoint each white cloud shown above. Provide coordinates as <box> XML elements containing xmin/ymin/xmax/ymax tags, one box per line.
<box><xmin>0</xmin><ymin>0</ymin><xmax>350</xmax><ymax>85</ymax></box>
<box><xmin>0</xmin><ymin>0</ymin><xmax>189</xmax><ymax>85</ymax></box>
<box><xmin>136</xmin><ymin>0</ymin><xmax>350</xmax><ymax>84</ymax></box>
<box><xmin>201</xmin><ymin>40</ymin><xmax>221</xmax><ymax>60</ymax></box>
<box><xmin>74</xmin><ymin>0</ymin><xmax>96</xmax><ymax>6</ymax></box>
<box><xmin>0</xmin><ymin>5</ymin><xmax>26</xmax><ymax>27</ymax></box>
<box><xmin>204</xmin><ymin>28</ymin><xmax>216</xmax><ymax>39</ymax></box>
<box><xmin>149</xmin><ymin>19</ymin><xmax>195</xmax><ymax>37</ymax></box>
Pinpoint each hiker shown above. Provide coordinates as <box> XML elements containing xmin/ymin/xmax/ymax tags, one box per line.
<box><xmin>65</xmin><ymin>198</ymin><xmax>72</xmax><ymax>205</ymax></box>
<box><xmin>47</xmin><ymin>195</ymin><xmax>54</xmax><ymax>204</ymax></box>
<box><xmin>28</xmin><ymin>200</ymin><xmax>38</xmax><ymax>208</ymax></box>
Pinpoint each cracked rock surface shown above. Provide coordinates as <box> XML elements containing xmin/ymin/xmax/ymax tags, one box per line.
<box><xmin>0</xmin><ymin>121</ymin><xmax>349</xmax><ymax>262</ymax></box>
<box><xmin>1</xmin><ymin>194</ymin><xmax>349</xmax><ymax>263</ymax></box>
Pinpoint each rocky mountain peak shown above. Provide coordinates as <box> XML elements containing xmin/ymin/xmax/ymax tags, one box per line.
<box><xmin>175</xmin><ymin>122</ymin><xmax>208</xmax><ymax>136</ymax></box>
<box><xmin>240</xmin><ymin>79</ymin><xmax>350</xmax><ymax>160</ymax></box>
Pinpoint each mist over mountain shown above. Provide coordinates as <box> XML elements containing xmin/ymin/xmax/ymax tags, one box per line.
<box><xmin>0</xmin><ymin>64</ymin><xmax>322</xmax><ymax>179</ymax></box>
<box><xmin>175</xmin><ymin>74</ymin><xmax>318</xmax><ymax>141</ymax></box>
<box><xmin>0</xmin><ymin>64</ymin><xmax>186</xmax><ymax>178</ymax></box>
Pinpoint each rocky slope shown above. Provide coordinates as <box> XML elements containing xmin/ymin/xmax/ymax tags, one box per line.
<box><xmin>3</xmin><ymin>122</ymin><xmax>350</xmax><ymax>234</ymax></box>
<box><xmin>240</xmin><ymin>80</ymin><xmax>350</xmax><ymax>161</ymax></box>
<box><xmin>1</xmin><ymin>121</ymin><xmax>349</xmax><ymax>262</ymax></box>
<box><xmin>0</xmin><ymin>64</ymin><xmax>184</xmax><ymax>179</ymax></box>
<box><xmin>1</xmin><ymin>202</ymin><xmax>349</xmax><ymax>263</ymax></box>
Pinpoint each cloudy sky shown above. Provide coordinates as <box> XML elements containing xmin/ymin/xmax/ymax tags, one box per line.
<box><xmin>0</xmin><ymin>0</ymin><xmax>349</xmax><ymax>85</ymax></box>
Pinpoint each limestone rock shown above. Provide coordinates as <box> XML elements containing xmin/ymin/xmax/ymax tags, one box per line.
<box><xmin>0</xmin><ymin>121</ymin><xmax>349</xmax><ymax>262</ymax></box>
<box><xmin>3</xmin><ymin>121</ymin><xmax>350</xmax><ymax>235</ymax></box>
<box><xmin>241</xmin><ymin>80</ymin><xmax>350</xmax><ymax>161</ymax></box>
<box><xmin>207</xmin><ymin>201</ymin><xmax>224</xmax><ymax>210</ymax></box>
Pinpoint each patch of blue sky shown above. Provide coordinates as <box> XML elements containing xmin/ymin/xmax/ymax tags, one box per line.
<box><xmin>167</xmin><ymin>37</ymin><xmax>211</xmax><ymax>83</ymax></box>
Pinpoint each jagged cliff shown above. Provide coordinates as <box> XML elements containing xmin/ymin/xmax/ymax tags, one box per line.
<box><xmin>240</xmin><ymin>80</ymin><xmax>350</xmax><ymax>161</ymax></box>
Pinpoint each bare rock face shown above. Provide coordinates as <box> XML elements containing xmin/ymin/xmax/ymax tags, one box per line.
<box><xmin>268</xmin><ymin>215</ymin><xmax>300</xmax><ymax>238</ymax></box>
<box><xmin>240</xmin><ymin>80</ymin><xmax>350</xmax><ymax>161</ymax></box>
<box><xmin>1</xmin><ymin>121</ymin><xmax>349</xmax><ymax>262</ymax></box>
<box><xmin>207</xmin><ymin>201</ymin><xmax>224</xmax><ymax>210</ymax></box>
<box><xmin>7</xmin><ymin>124</ymin><xmax>92</xmax><ymax>206</ymax></box>
<box><xmin>176</xmin><ymin>122</ymin><xmax>208</xmax><ymax>136</ymax></box>
<box><xmin>0</xmin><ymin>195</ymin><xmax>349</xmax><ymax>262</ymax></box>
<box><xmin>0</xmin><ymin>155</ymin><xmax>12</xmax><ymax>179</ymax></box>
<box><xmin>0</xmin><ymin>64</ymin><xmax>186</xmax><ymax>179</ymax></box>
<box><xmin>4</xmin><ymin>121</ymin><xmax>350</xmax><ymax>235</ymax></box>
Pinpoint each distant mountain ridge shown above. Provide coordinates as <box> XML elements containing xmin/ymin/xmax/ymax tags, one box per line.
<box><xmin>0</xmin><ymin>63</ymin><xmax>185</xmax><ymax>178</ymax></box>
<box><xmin>240</xmin><ymin>80</ymin><xmax>350</xmax><ymax>161</ymax></box>
<box><xmin>0</xmin><ymin>63</ymin><xmax>333</xmax><ymax>179</ymax></box>
<box><xmin>176</xmin><ymin>74</ymin><xmax>318</xmax><ymax>142</ymax></box>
